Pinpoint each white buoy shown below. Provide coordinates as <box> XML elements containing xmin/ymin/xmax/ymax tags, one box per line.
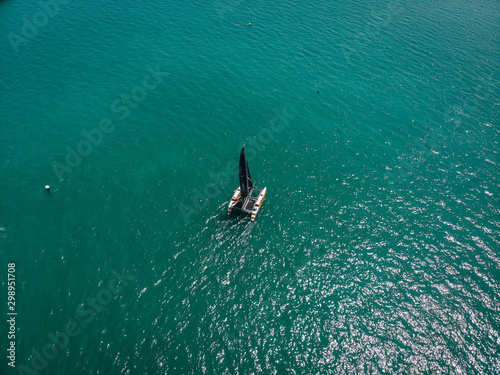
<box><xmin>249</xmin><ymin>23</ymin><xmax>252</xmax><ymax>26</ymax></box>
<box><xmin>45</xmin><ymin>185</ymin><xmax>50</xmax><ymax>192</ymax></box>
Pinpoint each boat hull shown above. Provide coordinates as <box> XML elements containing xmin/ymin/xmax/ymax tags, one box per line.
<box><xmin>251</xmin><ymin>187</ymin><xmax>267</xmax><ymax>221</ymax></box>
<box><xmin>227</xmin><ymin>187</ymin><xmax>241</xmax><ymax>215</ymax></box>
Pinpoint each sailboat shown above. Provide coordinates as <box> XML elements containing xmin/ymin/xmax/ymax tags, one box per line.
<box><xmin>227</xmin><ymin>146</ymin><xmax>267</xmax><ymax>221</ymax></box>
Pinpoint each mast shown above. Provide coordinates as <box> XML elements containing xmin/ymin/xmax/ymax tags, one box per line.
<box><xmin>239</xmin><ymin>146</ymin><xmax>253</xmax><ymax>198</ymax></box>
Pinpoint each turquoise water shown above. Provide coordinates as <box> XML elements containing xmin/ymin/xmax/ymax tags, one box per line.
<box><xmin>1</xmin><ymin>0</ymin><xmax>499</xmax><ymax>373</ymax></box>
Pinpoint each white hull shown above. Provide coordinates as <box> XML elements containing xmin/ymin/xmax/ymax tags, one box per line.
<box><xmin>251</xmin><ymin>187</ymin><xmax>267</xmax><ymax>221</ymax></box>
<box><xmin>227</xmin><ymin>187</ymin><xmax>241</xmax><ymax>215</ymax></box>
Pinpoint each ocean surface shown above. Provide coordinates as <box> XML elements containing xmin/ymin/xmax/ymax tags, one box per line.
<box><xmin>1</xmin><ymin>0</ymin><xmax>499</xmax><ymax>374</ymax></box>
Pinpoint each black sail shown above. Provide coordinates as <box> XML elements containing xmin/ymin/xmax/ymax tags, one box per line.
<box><xmin>239</xmin><ymin>147</ymin><xmax>253</xmax><ymax>198</ymax></box>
